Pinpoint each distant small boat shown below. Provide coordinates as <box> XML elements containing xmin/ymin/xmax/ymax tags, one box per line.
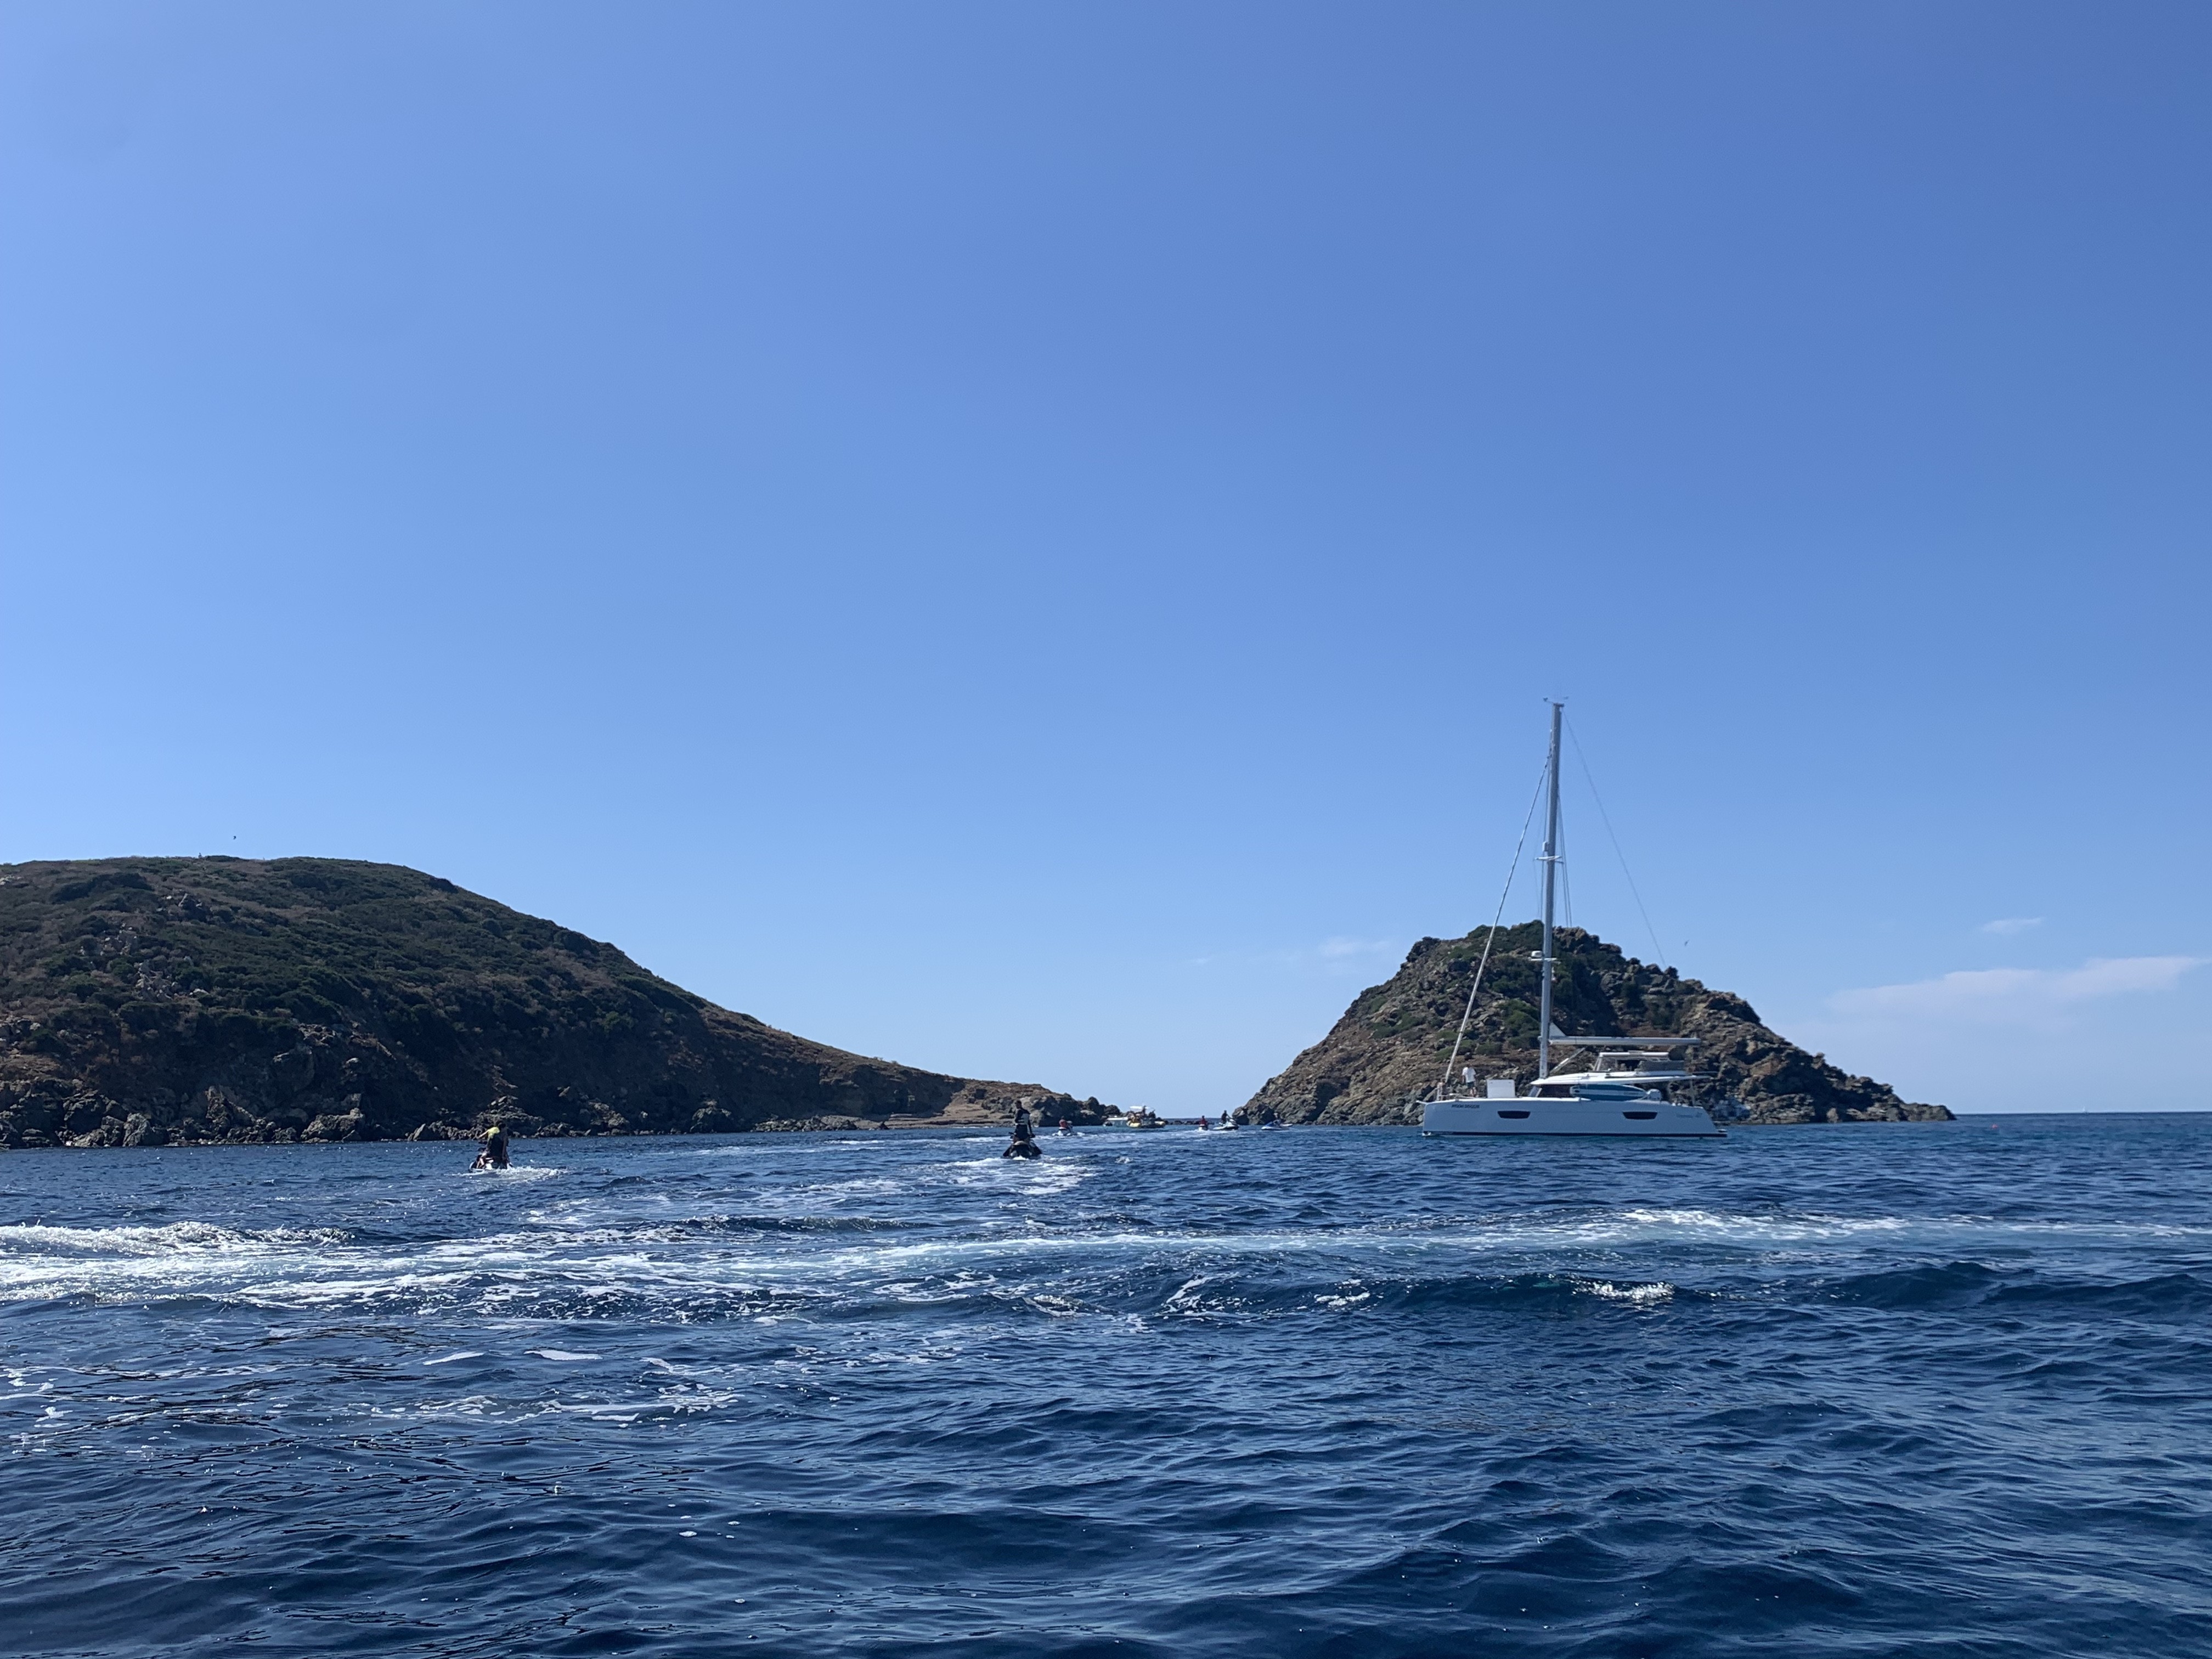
<box><xmin>1108</xmin><ymin>1108</ymin><xmax>1165</xmax><ymax>1130</ymax></box>
<box><xmin>1421</xmin><ymin>703</ymin><xmax>1723</xmax><ymax>1141</ymax></box>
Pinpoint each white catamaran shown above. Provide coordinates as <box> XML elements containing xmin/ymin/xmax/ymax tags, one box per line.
<box><xmin>1421</xmin><ymin>703</ymin><xmax>1725</xmax><ymax>1139</ymax></box>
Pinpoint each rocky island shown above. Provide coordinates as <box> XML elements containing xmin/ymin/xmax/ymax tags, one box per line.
<box><xmin>0</xmin><ymin>857</ymin><xmax>1109</xmax><ymax>1148</ymax></box>
<box><xmin>1241</xmin><ymin>922</ymin><xmax>1948</xmax><ymax>1126</ymax></box>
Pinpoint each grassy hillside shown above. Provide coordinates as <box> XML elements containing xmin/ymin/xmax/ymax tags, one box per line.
<box><xmin>1242</xmin><ymin>923</ymin><xmax>1949</xmax><ymax>1125</ymax></box>
<box><xmin>0</xmin><ymin>857</ymin><xmax>1103</xmax><ymax>1147</ymax></box>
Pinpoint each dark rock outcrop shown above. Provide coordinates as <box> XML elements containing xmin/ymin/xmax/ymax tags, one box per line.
<box><xmin>0</xmin><ymin>857</ymin><xmax>1108</xmax><ymax>1148</ymax></box>
<box><xmin>1241</xmin><ymin>922</ymin><xmax>1948</xmax><ymax>1126</ymax></box>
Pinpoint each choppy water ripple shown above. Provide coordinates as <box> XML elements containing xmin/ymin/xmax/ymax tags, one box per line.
<box><xmin>4</xmin><ymin>1115</ymin><xmax>2210</xmax><ymax>1657</ymax></box>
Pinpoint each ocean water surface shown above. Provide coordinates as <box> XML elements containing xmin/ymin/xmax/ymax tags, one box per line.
<box><xmin>3</xmin><ymin>1115</ymin><xmax>2209</xmax><ymax>1657</ymax></box>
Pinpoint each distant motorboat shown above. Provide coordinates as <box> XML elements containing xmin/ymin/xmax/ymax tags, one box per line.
<box><xmin>1108</xmin><ymin>1108</ymin><xmax>1165</xmax><ymax>1130</ymax></box>
<box><xmin>1421</xmin><ymin>703</ymin><xmax>1724</xmax><ymax>1141</ymax></box>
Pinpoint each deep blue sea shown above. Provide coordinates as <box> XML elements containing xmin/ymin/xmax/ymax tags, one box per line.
<box><xmin>3</xmin><ymin>1116</ymin><xmax>2209</xmax><ymax>1658</ymax></box>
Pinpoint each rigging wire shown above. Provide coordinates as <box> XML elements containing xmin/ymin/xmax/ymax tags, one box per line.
<box><xmin>1435</xmin><ymin>759</ymin><xmax>1549</xmax><ymax>1102</ymax></box>
<box><xmin>1564</xmin><ymin>714</ymin><xmax>1668</xmax><ymax>970</ymax></box>
<box><xmin>1557</xmin><ymin>799</ymin><xmax>1573</xmax><ymax>929</ymax></box>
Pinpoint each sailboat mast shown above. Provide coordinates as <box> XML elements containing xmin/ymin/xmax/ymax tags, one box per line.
<box><xmin>1537</xmin><ymin>701</ymin><xmax>1562</xmax><ymax>1080</ymax></box>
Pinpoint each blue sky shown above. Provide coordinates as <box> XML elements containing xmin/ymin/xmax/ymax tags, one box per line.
<box><xmin>4</xmin><ymin>2</ymin><xmax>2207</xmax><ymax>1113</ymax></box>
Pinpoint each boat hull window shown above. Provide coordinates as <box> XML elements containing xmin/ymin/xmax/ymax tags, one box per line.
<box><xmin>1496</xmin><ymin>1109</ymin><xmax>1531</xmax><ymax>1119</ymax></box>
<box><xmin>1622</xmin><ymin>1111</ymin><xmax>1658</xmax><ymax>1120</ymax></box>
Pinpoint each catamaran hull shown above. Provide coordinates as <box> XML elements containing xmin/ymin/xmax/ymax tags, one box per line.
<box><xmin>1421</xmin><ymin>1099</ymin><xmax>1724</xmax><ymax>1138</ymax></box>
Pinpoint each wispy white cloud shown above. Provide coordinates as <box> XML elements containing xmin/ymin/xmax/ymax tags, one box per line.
<box><xmin>1317</xmin><ymin>936</ymin><xmax>1396</xmax><ymax>960</ymax></box>
<box><xmin>1829</xmin><ymin>956</ymin><xmax>2205</xmax><ymax>1024</ymax></box>
<box><xmin>1979</xmin><ymin>916</ymin><xmax>2044</xmax><ymax>936</ymax></box>
<box><xmin>1187</xmin><ymin>937</ymin><xmax>1403</xmax><ymax>970</ymax></box>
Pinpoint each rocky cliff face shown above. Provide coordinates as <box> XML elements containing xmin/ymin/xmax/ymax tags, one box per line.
<box><xmin>0</xmin><ymin>857</ymin><xmax>1108</xmax><ymax>1148</ymax></box>
<box><xmin>1241</xmin><ymin>923</ymin><xmax>1948</xmax><ymax>1126</ymax></box>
